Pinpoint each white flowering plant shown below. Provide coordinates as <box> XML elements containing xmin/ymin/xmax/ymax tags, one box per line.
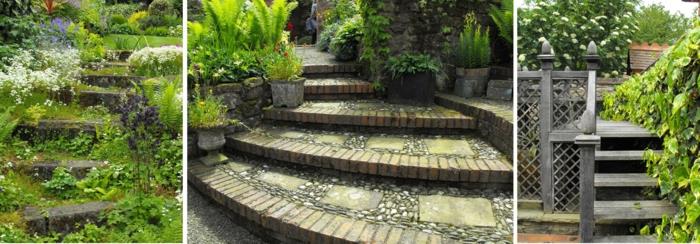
<box><xmin>518</xmin><ymin>0</ymin><xmax>638</xmax><ymax>77</ymax></box>
<box><xmin>128</xmin><ymin>45</ymin><xmax>183</xmax><ymax>77</ymax></box>
<box><xmin>0</xmin><ymin>48</ymin><xmax>82</xmax><ymax>104</ymax></box>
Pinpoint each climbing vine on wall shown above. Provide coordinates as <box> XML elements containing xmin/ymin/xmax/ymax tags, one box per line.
<box><xmin>601</xmin><ymin>23</ymin><xmax>700</xmax><ymax>242</ymax></box>
<box><xmin>358</xmin><ymin>0</ymin><xmax>390</xmax><ymax>90</ymax></box>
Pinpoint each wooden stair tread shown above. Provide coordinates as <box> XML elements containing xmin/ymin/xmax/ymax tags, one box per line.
<box><xmin>594</xmin><ymin>200</ymin><xmax>675</xmax><ymax>221</ymax></box>
<box><xmin>597</xmin><ymin>118</ymin><xmax>656</xmax><ymax>138</ymax></box>
<box><xmin>226</xmin><ymin>131</ymin><xmax>511</xmax><ymax>183</ymax></box>
<box><xmin>595</xmin><ymin>150</ymin><xmax>660</xmax><ymax>161</ymax></box>
<box><xmin>594</xmin><ymin>173</ymin><xmax>657</xmax><ymax>187</ymax></box>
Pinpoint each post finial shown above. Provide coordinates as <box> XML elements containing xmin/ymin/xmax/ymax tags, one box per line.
<box><xmin>587</xmin><ymin>41</ymin><xmax>598</xmax><ymax>55</ymax></box>
<box><xmin>542</xmin><ymin>40</ymin><xmax>552</xmax><ymax>55</ymax></box>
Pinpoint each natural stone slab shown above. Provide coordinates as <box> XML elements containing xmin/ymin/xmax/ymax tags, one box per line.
<box><xmin>32</xmin><ymin>160</ymin><xmax>108</xmax><ymax>180</ymax></box>
<box><xmin>418</xmin><ymin>195</ymin><xmax>496</xmax><ymax>227</ymax></box>
<box><xmin>424</xmin><ymin>139</ymin><xmax>475</xmax><ymax>156</ymax></box>
<box><xmin>24</xmin><ymin>201</ymin><xmax>113</xmax><ymax>235</ymax></box>
<box><xmin>316</xmin><ymin>134</ymin><xmax>349</xmax><ymax>145</ymax></box>
<box><xmin>366</xmin><ymin>137</ymin><xmax>405</xmax><ymax>151</ymax></box>
<box><xmin>258</xmin><ymin>172</ymin><xmax>308</xmax><ymax>191</ymax></box>
<box><xmin>224</xmin><ymin>160</ymin><xmax>254</xmax><ymax>172</ymax></box>
<box><xmin>270</xmin><ymin>129</ymin><xmax>306</xmax><ymax>139</ymax></box>
<box><xmin>321</xmin><ymin>186</ymin><xmax>383</xmax><ymax>210</ymax></box>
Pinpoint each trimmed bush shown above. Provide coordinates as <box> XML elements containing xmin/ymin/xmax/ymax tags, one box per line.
<box><xmin>329</xmin><ymin>15</ymin><xmax>363</xmax><ymax>61</ymax></box>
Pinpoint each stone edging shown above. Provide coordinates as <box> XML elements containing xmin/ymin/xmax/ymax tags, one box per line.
<box><xmin>435</xmin><ymin>93</ymin><xmax>513</xmax><ymax>160</ymax></box>
<box><xmin>263</xmin><ymin>107</ymin><xmax>476</xmax><ymax>129</ymax></box>
<box><xmin>227</xmin><ymin>133</ymin><xmax>512</xmax><ymax>183</ymax></box>
<box><xmin>188</xmin><ymin>162</ymin><xmax>458</xmax><ymax>244</ymax></box>
<box><xmin>80</xmin><ymin>75</ymin><xmax>145</xmax><ymax>89</ymax></box>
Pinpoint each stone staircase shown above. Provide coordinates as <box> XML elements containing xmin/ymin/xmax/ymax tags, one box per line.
<box><xmin>189</xmin><ymin>47</ymin><xmax>514</xmax><ymax>243</ymax></box>
<box><xmin>589</xmin><ymin>119</ymin><xmax>675</xmax><ymax>242</ymax></box>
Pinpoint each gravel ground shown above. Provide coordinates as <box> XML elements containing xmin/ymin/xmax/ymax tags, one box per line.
<box><xmin>187</xmin><ymin>185</ymin><xmax>268</xmax><ymax>244</ymax></box>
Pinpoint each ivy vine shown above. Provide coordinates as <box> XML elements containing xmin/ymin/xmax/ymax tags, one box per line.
<box><xmin>601</xmin><ymin>22</ymin><xmax>700</xmax><ymax>242</ymax></box>
<box><xmin>358</xmin><ymin>0</ymin><xmax>390</xmax><ymax>91</ymax></box>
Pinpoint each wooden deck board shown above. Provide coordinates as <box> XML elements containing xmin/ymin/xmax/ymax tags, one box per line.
<box><xmin>595</xmin><ymin>200</ymin><xmax>676</xmax><ymax>221</ymax></box>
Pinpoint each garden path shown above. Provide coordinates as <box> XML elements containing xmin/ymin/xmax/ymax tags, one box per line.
<box><xmin>189</xmin><ymin>47</ymin><xmax>515</xmax><ymax>243</ymax></box>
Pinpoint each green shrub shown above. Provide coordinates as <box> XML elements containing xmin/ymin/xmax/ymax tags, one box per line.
<box><xmin>144</xmin><ymin>26</ymin><xmax>170</xmax><ymax>36</ymax></box>
<box><xmin>152</xmin><ymin>80</ymin><xmax>183</xmax><ymax>134</ymax></box>
<box><xmin>102</xmin><ymin>3</ymin><xmax>141</xmax><ymax>19</ymax></box>
<box><xmin>601</xmin><ymin>23</ymin><xmax>700</xmax><ymax>242</ymax></box>
<box><xmin>386</xmin><ymin>53</ymin><xmax>440</xmax><ymax>78</ymax></box>
<box><xmin>518</xmin><ymin>0</ymin><xmax>637</xmax><ymax>77</ymax></box>
<box><xmin>128</xmin><ymin>11</ymin><xmax>148</xmax><ymax>33</ymax></box>
<box><xmin>42</xmin><ymin>167</ymin><xmax>79</xmax><ymax>199</ymax></box>
<box><xmin>67</xmin><ymin>22</ymin><xmax>106</xmax><ymax>63</ymax></box>
<box><xmin>62</xmin><ymin>224</ymin><xmax>107</xmax><ymax>243</ymax></box>
<box><xmin>0</xmin><ymin>107</ymin><xmax>18</xmax><ymax>144</ymax></box>
<box><xmin>110</xmin><ymin>14</ymin><xmax>128</xmax><ymax>26</ymax></box>
<box><xmin>0</xmin><ymin>224</ymin><xmax>30</xmax><ymax>243</ymax></box>
<box><xmin>317</xmin><ymin>22</ymin><xmax>340</xmax><ymax>51</ymax></box>
<box><xmin>456</xmin><ymin>12</ymin><xmax>491</xmax><ymax>69</ymax></box>
<box><xmin>633</xmin><ymin>4</ymin><xmax>691</xmax><ymax>44</ymax></box>
<box><xmin>148</xmin><ymin>0</ymin><xmax>174</xmax><ymax>17</ymax></box>
<box><xmin>0</xmin><ymin>173</ymin><xmax>36</xmax><ymax>212</ymax></box>
<box><xmin>329</xmin><ymin>15</ymin><xmax>363</xmax><ymax>61</ymax></box>
<box><xmin>0</xmin><ymin>0</ymin><xmax>32</xmax><ymax>17</ymax></box>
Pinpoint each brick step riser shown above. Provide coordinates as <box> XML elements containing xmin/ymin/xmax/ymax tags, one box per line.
<box><xmin>225</xmin><ymin>137</ymin><xmax>511</xmax><ymax>184</ymax></box>
<box><xmin>263</xmin><ymin>110</ymin><xmax>477</xmax><ymax>130</ymax></box>
<box><xmin>303</xmin><ymin>73</ymin><xmax>359</xmax><ymax>79</ymax></box>
<box><xmin>188</xmin><ymin>163</ymin><xmax>457</xmax><ymax>244</ymax></box>
<box><xmin>263</xmin><ymin>120</ymin><xmax>475</xmax><ymax>135</ymax></box>
<box><xmin>305</xmin><ymin>93</ymin><xmax>377</xmax><ymax>101</ymax></box>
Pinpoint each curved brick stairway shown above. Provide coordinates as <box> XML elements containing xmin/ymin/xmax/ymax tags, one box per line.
<box><xmin>190</xmin><ymin>47</ymin><xmax>514</xmax><ymax>243</ymax></box>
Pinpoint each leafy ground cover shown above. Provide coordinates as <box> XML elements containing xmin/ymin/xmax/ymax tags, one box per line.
<box><xmin>104</xmin><ymin>34</ymin><xmax>182</xmax><ymax>50</ymax></box>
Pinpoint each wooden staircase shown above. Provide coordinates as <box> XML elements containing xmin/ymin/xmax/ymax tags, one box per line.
<box><xmin>587</xmin><ymin>120</ymin><xmax>675</xmax><ymax>242</ymax></box>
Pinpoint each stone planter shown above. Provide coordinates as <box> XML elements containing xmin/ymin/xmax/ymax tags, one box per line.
<box><xmin>196</xmin><ymin>127</ymin><xmax>229</xmax><ymax>166</ymax></box>
<box><xmin>387</xmin><ymin>71</ymin><xmax>435</xmax><ymax>106</ymax></box>
<box><xmin>270</xmin><ymin>77</ymin><xmax>306</xmax><ymax>108</ymax></box>
<box><xmin>461</xmin><ymin>67</ymin><xmax>490</xmax><ymax>96</ymax></box>
<box><xmin>454</xmin><ymin>79</ymin><xmax>477</xmax><ymax>98</ymax></box>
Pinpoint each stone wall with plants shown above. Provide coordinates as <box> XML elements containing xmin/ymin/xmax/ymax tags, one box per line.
<box><xmin>601</xmin><ymin>23</ymin><xmax>700</xmax><ymax>242</ymax></box>
<box><xmin>356</xmin><ymin>0</ymin><xmax>508</xmax><ymax>91</ymax></box>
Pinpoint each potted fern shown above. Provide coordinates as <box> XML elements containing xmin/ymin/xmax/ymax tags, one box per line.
<box><xmin>267</xmin><ymin>45</ymin><xmax>305</xmax><ymax>108</ymax></box>
<box><xmin>386</xmin><ymin>53</ymin><xmax>440</xmax><ymax>106</ymax></box>
<box><xmin>455</xmin><ymin>13</ymin><xmax>491</xmax><ymax>97</ymax></box>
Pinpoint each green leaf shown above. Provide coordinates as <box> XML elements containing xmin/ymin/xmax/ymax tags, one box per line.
<box><xmin>686</xmin><ymin>204</ymin><xmax>700</xmax><ymax>224</ymax></box>
<box><xmin>673</xmin><ymin>166</ymin><xmax>690</xmax><ymax>187</ymax></box>
<box><xmin>640</xmin><ymin>225</ymin><xmax>651</xmax><ymax>235</ymax></box>
<box><xmin>672</xmin><ymin>93</ymin><xmax>688</xmax><ymax>115</ymax></box>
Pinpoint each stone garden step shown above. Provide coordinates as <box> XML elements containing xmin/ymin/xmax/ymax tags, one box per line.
<box><xmin>304</xmin><ymin>78</ymin><xmax>375</xmax><ymax>100</ymax></box>
<box><xmin>296</xmin><ymin>46</ymin><xmax>358</xmax><ymax>78</ymax></box>
<box><xmin>78</xmin><ymin>90</ymin><xmax>129</xmax><ymax>111</ymax></box>
<box><xmin>226</xmin><ymin>128</ymin><xmax>511</xmax><ymax>184</ymax></box>
<box><xmin>16</xmin><ymin>119</ymin><xmax>106</xmax><ymax>140</ymax></box>
<box><xmin>32</xmin><ymin>160</ymin><xmax>109</xmax><ymax>180</ymax></box>
<box><xmin>81</xmin><ymin>75</ymin><xmax>145</xmax><ymax>88</ymax></box>
<box><xmin>106</xmin><ymin>50</ymin><xmax>132</xmax><ymax>61</ymax></box>
<box><xmin>24</xmin><ymin>201</ymin><xmax>113</xmax><ymax>235</ymax></box>
<box><xmin>188</xmin><ymin>158</ymin><xmax>512</xmax><ymax>243</ymax></box>
<box><xmin>263</xmin><ymin>100</ymin><xmax>476</xmax><ymax>130</ymax></box>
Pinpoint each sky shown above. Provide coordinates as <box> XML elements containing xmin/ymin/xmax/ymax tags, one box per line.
<box><xmin>515</xmin><ymin>0</ymin><xmax>699</xmax><ymax>17</ymax></box>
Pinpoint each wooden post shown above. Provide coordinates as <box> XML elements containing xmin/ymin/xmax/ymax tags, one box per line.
<box><xmin>538</xmin><ymin>40</ymin><xmax>555</xmax><ymax>213</ymax></box>
<box><xmin>576</xmin><ymin>134</ymin><xmax>600</xmax><ymax>243</ymax></box>
<box><xmin>584</xmin><ymin>41</ymin><xmax>600</xmax><ymax>131</ymax></box>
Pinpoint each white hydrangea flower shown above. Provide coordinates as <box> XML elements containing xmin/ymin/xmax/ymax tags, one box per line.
<box><xmin>570</xmin><ymin>33</ymin><xmax>577</xmax><ymax>38</ymax></box>
<box><xmin>561</xmin><ymin>17</ymin><xmax>569</xmax><ymax>22</ymax></box>
<box><xmin>518</xmin><ymin>54</ymin><xmax>526</xmax><ymax>62</ymax></box>
<box><xmin>612</xmin><ymin>31</ymin><xmax>619</xmax><ymax>36</ymax></box>
<box><xmin>601</xmin><ymin>40</ymin><xmax>607</xmax><ymax>46</ymax></box>
<box><xmin>563</xmin><ymin>54</ymin><xmax>572</xmax><ymax>60</ymax></box>
<box><xmin>580</xmin><ymin>45</ymin><xmax>587</xmax><ymax>50</ymax></box>
<box><xmin>611</xmin><ymin>71</ymin><xmax>619</xmax><ymax>76</ymax></box>
<box><xmin>538</xmin><ymin>37</ymin><xmax>547</xmax><ymax>42</ymax></box>
<box><xmin>572</xmin><ymin>39</ymin><xmax>578</xmax><ymax>44</ymax></box>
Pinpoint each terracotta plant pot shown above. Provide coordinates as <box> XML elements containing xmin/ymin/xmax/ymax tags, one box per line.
<box><xmin>461</xmin><ymin>67</ymin><xmax>491</xmax><ymax>96</ymax></box>
<box><xmin>270</xmin><ymin>77</ymin><xmax>306</xmax><ymax>108</ymax></box>
<box><xmin>387</xmin><ymin>71</ymin><xmax>435</xmax><ymax>106</ymax></box>
<box><xmin>196</xmin><ymin>127</ymin><xmax>229</xmax><ymax>166</ymax></box>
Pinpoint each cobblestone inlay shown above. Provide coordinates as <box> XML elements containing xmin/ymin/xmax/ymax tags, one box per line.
<box><xmin>207</xmin><ymin>155</ymin><xmax>513</xmax><ymax>243</ymax></box>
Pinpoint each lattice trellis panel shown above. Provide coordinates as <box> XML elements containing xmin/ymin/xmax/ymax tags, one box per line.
<box><xmin>552</xmin><ymin>143</ymin><xmax>581</xmax><ymax>212</ymax></box>
<box><xmin>552</xmin><ymin>79</ymin><xmax>587</xmax><ymax>130</ymax></box>
<box><xmin>517</xmin><ymin>80</ymin><xmax>541</xmax><ymax>200</ymax></box>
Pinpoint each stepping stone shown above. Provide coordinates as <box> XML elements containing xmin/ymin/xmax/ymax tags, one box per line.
<box><xmin>258</xmin><ymin>172</ymin><xmax>309</xmax><ymax>191</ymax></box>
<box><xmin>321</xmin><ymin>186</ymin><xmax>383</xmax><ymax>210</ymax></box>
<box><xmin>24</xmin><ymin>201</ymin><xmax>113</xmax><ymax>235</ymax></box>
<box><xmin>32</xmin><ymin>160</ymin><xmax>109</xmax><ymax>180</ymax></box>
<box><xmin>316</xmin><ymin>134</ymin><xmax>349</xmax><ymax>144</ymax></box>
<box><xmin>424</xmin><ymin>139</ymin><xmax>475</xmax><ymax>156</ymax></box>
<box><xmin>224</xmin><ymin>160</ymin><xmax>253</xmax><ymax>172</ymax></box>
<box><xmin>268</xmin><ymin>128</ymin><xmax>306</xmax><ymax>139</ymax></box>
<box><xmin>418</xmin><ymin>195</ymin><xmax>496</xmax><ymax>227</ymax></box>
<box><xmin>366</xmin><ymin>137</ymin><xmax>405</xmax><ymax>151</ymax></box>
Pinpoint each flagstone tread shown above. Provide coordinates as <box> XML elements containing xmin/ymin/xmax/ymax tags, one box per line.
<box><xmin>32</xmin><ymin>160</ymin><xmax>109</xmax><ymax>180</ymax></box>
<box><xmin>263</xmin><ymin>101</ymin><xmax>476</xmax><ymax>129</ymax></box>
<box><xmin>226</xmin><ymin>132</ymin><xmax>512</xmax><ymax>183</ymax></box>
<box><xmin>188</xmin><ymin>162</ymin><xmax>463</xmax><ymax>244</ymax></box>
